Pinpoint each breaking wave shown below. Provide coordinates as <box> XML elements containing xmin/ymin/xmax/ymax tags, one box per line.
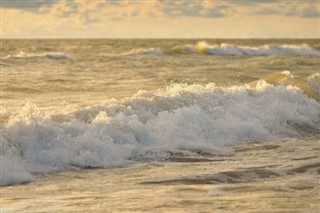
<box><xmin>2</xmin><ymin>51</ymin><xmax>74</xmax><ymax>60</ymax></box>
<box><xmin>122</xmin><ymin>42</ymin><xmax>320</xmax><ymax>56</ymax></box>
<box><xmin>120</xmin><ymin>48</ymin><xmax>163</xmax><ymax>56</ymax></box>
<box><xmin>1</xmin><ymin>72</ymin><xmax>319</xmax><ymax>186</ymax></box>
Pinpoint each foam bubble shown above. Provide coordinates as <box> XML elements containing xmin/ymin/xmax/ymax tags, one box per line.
<box><xmin>0</xmin><ymin>139</ymin><xmax>33</xmax><ymax>186</ymax></box>
<box><xmin>1</xmin><ymin>77</ymin><xmax>319</xmax><ymax>185</ymax></box>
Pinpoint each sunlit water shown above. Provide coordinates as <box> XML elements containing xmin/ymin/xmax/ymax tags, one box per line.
<box><xmin>1</xmin><ymin>39</ymin><xmax>319</xmax><ymax>212</ymax></box>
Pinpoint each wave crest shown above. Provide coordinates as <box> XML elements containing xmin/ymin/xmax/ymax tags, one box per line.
<box><xmin>122</xmin><ymin>42</ymin><xmax>320</xmax><ymax>56</ymax></box>
<box><xmin>3</xmin><ymin>51</ymin><xmax>74</xmax><ymax>60</ymax></box>
<box><xmin>1</xmin><ymin>72</ymin><xmax>319</xmax><ymax>186</ymax></box>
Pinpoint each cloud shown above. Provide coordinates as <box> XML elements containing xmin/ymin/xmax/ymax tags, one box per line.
<box><xmin>228</xmin><ymin>0</ymin><xmax>318</xmax><ymax>5</ymax></box>
<box><xmin>2</xmin><ymin>0</ymin><xmax>319</xmax><ymax>20</ymax></box>
<box><xmin>200</xmin><ymin>3</ymin><xmax>230</xmax><ymax>17</ymax></box>
<box><xmin>212</xmin><ymin>0</ymin><xmax>320</xmax><ymax>19</ymax></box>
<box><xmin>1</xmin><ymin>0</ymin><xmax>58</xmax><ymax>9</ymax></box>
<box><xmin>49</xmin><ymin>1</ymin><xmax>78</xmax><ymax>17</ymax></box>
<box><xmin>0</xmin><ymin>0</ymin><xmax>228</xmax><ymax>20</ymax></box>
<box><xmin>2</xmin><ymin>0</ymin><xmax>319</xmax><ymax>39</ymax></box>
<box><xmin>146</xmin><ymin>1</ymin><xmax>231</xmax><ymax>18</ymax></box>
<box><xmin>284</xmin><ymin>3</ymin><xmax>320</xmax><ymax>18</ymax></box>
<box><xmin>301</xmin><ymin>6</ymin><xmax>320</xmax><ymax>17</ymax></box>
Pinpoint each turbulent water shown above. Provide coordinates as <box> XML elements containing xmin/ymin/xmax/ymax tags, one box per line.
<box><xmin>1</xmin><ymin>39</ymin><xmax>320</xmax><ymax>212</ymax></box>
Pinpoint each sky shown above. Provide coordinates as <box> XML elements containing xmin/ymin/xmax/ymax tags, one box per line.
<box><xmin>1</xmin><ymin>0</ymin><xmax>320</xmax><ymax>38</ymax></box>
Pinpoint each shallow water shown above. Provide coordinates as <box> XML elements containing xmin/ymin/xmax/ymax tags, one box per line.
<box><xmin>2</xmin><ymin>140</ymin><xmax>319</xmax><ymax>212</ymax></box>
<box><xmin>1</xmin><ymin>39</ymin><xmax>320</xmax><ymax>211</ymax></box>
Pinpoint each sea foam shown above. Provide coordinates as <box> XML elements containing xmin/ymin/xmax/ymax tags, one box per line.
<box><xmin>3</xmin><ymin>51</ymin><xmax>74</xmax><ymax>60</ymax></box>
<box><xmin>195</xmin><ymin>42</ymin><xmax>320</xmax><ymax>56</ymax></box>
<box><xmin>121</xmin><ymin>48</ymin><xmax>163</xmax><ymax>56</ymax></box>
<box><xmin>122</xmin><ymin>42</ymin><xmax>320</xmax><ymax>56</ymax></box>
<box><xmin>1</xmin><ymin>73</ymin><xmax>319</xmax><ymax>186</ymax></box>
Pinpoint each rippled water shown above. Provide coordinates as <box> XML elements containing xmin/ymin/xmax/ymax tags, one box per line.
<box><xmin>2</xmin><ymin>140</ymin><xmax>319</xmax><ymax>212</ymax></box>
<box><xmin>1</xmin><ymin>39</ymin><xmax>319</xmax><ymax>212</ymax></box>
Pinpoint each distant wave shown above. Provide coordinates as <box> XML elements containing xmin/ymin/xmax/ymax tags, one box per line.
<box><xmin>121</xmin><ymin>42</ymin><xmax>320</xmax><ymax>56</ymax></box>
<box><xmin>2</xmin><ymin>51</ymin><xmax>74</xmax><ymax>60</ymax></box>
<box><xmin>1</xmin><ymin>71</ymin><xmax>319</xmax><ymax>186</ymax></box>
<box><xmin>120</xmin><ymin>48</ymin><xmax>163</xmax><ymax>56</ymax></box>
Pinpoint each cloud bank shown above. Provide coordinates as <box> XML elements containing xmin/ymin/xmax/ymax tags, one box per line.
<box><xmin>2</xmin><ymin>0</ymin><xmax>319</xmax><ymax>38</ymax></box>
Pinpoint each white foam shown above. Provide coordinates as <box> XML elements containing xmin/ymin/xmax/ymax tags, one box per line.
<box><xmin>0</xmin><ymin>139</ymin><xmax>33</xmax><ymax>186</ymax></box>
<box><xmin>119</xmin><ymin>42</ymin><xmax>320</xmax><ymax>56</ymax></box>
<box><xmin>121</xmin><ymin>48</ymin><xmax>163</xmax><ymax>56</ymax></box>
<box><xmin>3</xmin><ymin>51</ymin><xmax>74</xmax><ymax>60</ymax></box>
<box><xmin>42</xmin><ymin>52</ymin><xmax>73</xmax><ymax>59</ymax></box>
<box><xmin>196</xmin><ymin>42</ymin><xmax>320</xmax><ymax>56</ymax></box>
<box><xmin>307</xmin><ymin>72</ymin><xmax>320</xmax><ymax>95</ymax></box>
<box><xmin>1</xmin><ymin>79</ymin><xmax>319</xmax><ymax>186</ymax></box>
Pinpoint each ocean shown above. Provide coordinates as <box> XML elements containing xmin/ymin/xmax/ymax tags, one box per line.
<box><xmin>1</xmin><ymin>39</ymin><xmax>319</xmax><ymax>212</ymax></box>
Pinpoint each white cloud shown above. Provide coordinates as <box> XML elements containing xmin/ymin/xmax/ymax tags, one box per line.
<box><xmin>2</xmin><ymin>0</ymin><xmax>319</xmax><ymax>38</ymax></box>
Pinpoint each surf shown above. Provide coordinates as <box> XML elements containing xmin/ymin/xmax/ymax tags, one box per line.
<box><xmin>2</xmin><ymin>51</ymin><xmax>74</xmax><ymax>60</ymax></box>
<box><xmin>120</xmin><ymin>41</ymin><xmax>320</xmax><ymax>56</ymax></box>
<box><xmin>1</xmin><ymin>71</ymin><xmax>319</xmax><ymax>186</ymax></box>
<box><xmin>249</xmin><ymin>71</ymin><xmax>320</xmax><ymax>101</ymax></box>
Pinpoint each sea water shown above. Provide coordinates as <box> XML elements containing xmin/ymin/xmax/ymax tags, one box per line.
<box><xmin>1</xmin><ymin>39</ymin><xmax>319</xmax><ymax>212</ymax></box>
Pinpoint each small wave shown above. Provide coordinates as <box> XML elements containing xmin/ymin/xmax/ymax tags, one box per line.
<box><xmin>195</xmin><ymin>42</ymin><xmax>320</xmax><ymax>56</ymax></box>
<box><xmin>3</xmin><ymin>51</ymin><xmax>74</xmax><ymax>60</ymax></box>
<box><xmin>249</xmin><ymin>71</ymin><xmax>320</xmax><ymax>101</ymax></box>
<box><xmin>307</xmin><ymin>73</ymin><xmax>320</xmax><ymax>96</ymax></box>
<box><xmin>142</xmin><ymin>162</ymin><xmax>320</xmax><ymax>185</ymax></box>
<box><xmin>1</xmin><ymin>72</ymin><xmax>319</xmax><ymax>186</ymax></box>
<box><xmin>121</xmin><ymin>42</ymin><xmax>320</xmax><ymax>56</ymax></box>
<box><xmin>120</xmin><ymin>48</ymin><xmax>163</xmax><ymax>56</ymax></box>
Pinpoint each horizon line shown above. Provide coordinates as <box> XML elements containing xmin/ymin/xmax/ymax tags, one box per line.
<box><xmin>2</xmin><ymin>37</ymin><xmax>320</xmax><ymax>40</ymax></box>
